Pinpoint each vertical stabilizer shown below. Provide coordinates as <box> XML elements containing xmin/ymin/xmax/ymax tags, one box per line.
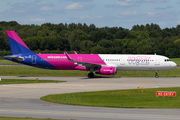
<box><xmin>7</xmin><ymin>31</ymin><xmax>32</xmax><ymax>54</ymax></box>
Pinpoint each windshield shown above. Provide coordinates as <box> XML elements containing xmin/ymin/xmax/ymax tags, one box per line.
<box><xmin>164</xmin><ymin>59</ymin><xmax>171</xmax><ymax>62</ymax></box>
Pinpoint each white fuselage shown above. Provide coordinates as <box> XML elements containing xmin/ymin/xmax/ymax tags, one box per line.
<box><xmin>99</xmin><ymin>54</ymin><xmax>177</xmax><ymax>71</ymax></box>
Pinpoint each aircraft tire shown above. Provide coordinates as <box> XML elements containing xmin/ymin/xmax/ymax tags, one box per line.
<box><xmin>155</xmin><ymin>75</ymin><xmax>159</xmax><ymax>78</ymax></box>
<box><xmin>155</xmin><ymin>71</ymin><xmax>159</xmax><ymax>78</ymax></box>
<box><xmin>88</xmin><ymin>73</ymin><xmax>94</xmax><ymax>78</ymax></box>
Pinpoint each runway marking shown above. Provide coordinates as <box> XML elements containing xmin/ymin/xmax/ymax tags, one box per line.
<box><xmin>0</xmin><ymin>109</ymin><xmax>180</xmax><ymax>119</ymax></box>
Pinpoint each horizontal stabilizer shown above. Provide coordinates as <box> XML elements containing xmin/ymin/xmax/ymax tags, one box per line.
<box><xmin>4</xmin><ymin>55</ymin><xmax>24</xmax><ymax>61</ymax></box>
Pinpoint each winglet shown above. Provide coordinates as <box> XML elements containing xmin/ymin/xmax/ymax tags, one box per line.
<box><xmin>64</xmin><ymin>51</ymin><xmax>73</xmax><ymax>61</ymax></box>
<box><xmin>74</xmin><ymin>51</ymin><xmax>77</xmax><ymax>54</ymax></box>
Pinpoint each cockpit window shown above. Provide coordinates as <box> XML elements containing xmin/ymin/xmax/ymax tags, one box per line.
<box><xmin>164</xmin><ymin>59</ymin><xmax>171</xmax><ymax>62</ymax></box>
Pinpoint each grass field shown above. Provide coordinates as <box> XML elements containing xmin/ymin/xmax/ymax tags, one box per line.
<box><xmin>0</xmin><ymin>79</ymin><xmax>65</xmax><ymax>84</ymax></box>
<box><xmin>0</xmin><ymin>66</ymin><xmax>179</xmax><ymax>77</ymax></box>
<box><xmin>0</xmin><ymin>117</ymin><xmax>61</xmax><ymax>120</ymax></box>
<box><xmin>0</xmin><ymin>59</ymin><xmax>19</xmax><ymax>64</ymax></box>
<box><xmin>0</xmin><ymin>66</ymin><xmax>88</xmax><ymax>77</ymax></box>
<box><xmin>41</xmin><ymin>87</ymin><xmax>180</xmax><ymax>108</ymax></box>
<box><xmin>171</xmin><ymin>58</ymin><xmax>180</xmax><ymax>65</ymax></box>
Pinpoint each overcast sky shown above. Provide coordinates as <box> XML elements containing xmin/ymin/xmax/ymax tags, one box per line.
<box><xmin>0</xmin><ymin>0</ymin><xmax>180</xmax><ymax>29</ymax></box>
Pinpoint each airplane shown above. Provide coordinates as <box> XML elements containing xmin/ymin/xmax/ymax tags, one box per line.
<box><xmin>4</xmin><ymin>31</ymin><xmax>177</xmax><ymax>78</ymax></box>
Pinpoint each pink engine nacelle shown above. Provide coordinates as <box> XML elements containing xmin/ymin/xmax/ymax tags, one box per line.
<box><xmin>95</xmin><ymin>67</ymin><xmax>117</xmax><ymax>75</ymax></box>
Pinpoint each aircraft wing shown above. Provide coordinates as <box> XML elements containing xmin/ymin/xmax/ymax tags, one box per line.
<box><xmin>64</xmin><ymin>51</ymin><xmax>102</xmax><ymax>68</ymax></box>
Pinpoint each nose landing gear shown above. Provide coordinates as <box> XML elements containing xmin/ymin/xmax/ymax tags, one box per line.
<box><xmin>155</xmin><ymin>71</ymin><xmax>159</xmax><ymax>78</ymax></box>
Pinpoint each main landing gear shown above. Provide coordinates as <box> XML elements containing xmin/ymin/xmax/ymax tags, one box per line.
<box><xmin>88</xmin><ymin>68</ymin><xmax>95</xmax><ymax>78</ymax></box>
<box><xmin>88</xmin><ymin>72</ymin><xmax>94</xmax><ymax>78</ymax></box>
<box><xmin>155</xmin><ymin>71</ymin><xmax>159</xmax><ymax>78</ymax></box>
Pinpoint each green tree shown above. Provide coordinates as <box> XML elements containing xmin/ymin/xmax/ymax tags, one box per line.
<box><xmin>79</xmin><ymin>40</ymin><xmax>95</xmax><ymax>53</ymax></box>
<box><xmin>115</xmin><ymin>30</ymin><xmax>128</xmax><ymax>39</ymax></box>
<box><xmin>151</xmin><ymin>23</ymin><xmax>161</xmax><ymax>32</ymax></box>
<box><xmin>56</xmin><ymin>36</ymin><xmax>70</xmax><ymax>51</ymax></box>
<box><xmin>176</xmin><ymin>25</ymin><xmax>180</xmax><ymax>36</ymax></box>
<box><xmin>137</xmin><ymin>31</ymin><xmax>149</xmax><ymax>41</ymax></box>
<box><xmin>0</xmin><ymin>37</ymin><xmax>6</xmax><ymax>50</ymax></box>
<box><xmin>137</xmin><ymin>45</ymin><xmax>153</xmax><ymax>54</ymax></box>
<box><xmin>113</xmin><ymin>39</ymin><xmax>125</xmax><ymax>47</ymax></box>
<box><xmin>173</xmin><ymin>39</ymin><xmax>180</xmax><ymax>57</ymax></box>
<box><xmin>154</xmin><ymin>43</ymin><xmax>165</xmax><ymax>55</ymax></box>
<box><xmin>70</xmin><ymin>40</ymin><xmax>81</xmax><ymax>51</ymax></box>
<box><xmin>127</xmin><ymin>31</ymin><xmax>138</xmax><ymax>39</ymax></box>
<box><xmin>98</xmin><ymin>39</ymin><xmax>113</xmax><ymax>48</ymax></box>
<box><xmin>24</xmin><ymin>37</ymin><xmax>40</xmax><ymax>50</ymax></box>
<box><xmin>149</xmin><ymin>31</ymin><xmax>159</xmax><ymax>38</ymax></box>
<box><xmin>165</xmin><ymin>48</ymin><xmax>177</xmax><ymax>58</ymax></box>
<box><xmin>68</xmin><ymin>23</ymin><xmax>77</xmax><ymax>31</ymax></box>
<box><xmin>127</xmin><ymin>40</ymin><xmax>138</xmax><ymax>54</ymax></box>
<box><xmin>49</xmin><ymin>30</ymin><xmax>57</xmax><ymax>36</ymax></box>
<box><xmin>68</xmin><ymin>29</ymin><xmax>88</xmax><ymax>44</ymax></box>
<box><xmin>160</xmin><ymin>30</ymin><xmax>171</xmax><ymax>39</ymax></box>
<box><xmin>90</xmin><ymin>30</ymin><xmax>109</xmax><ymax>42</ymax></box>
<box><xmin>91</xmin><ymin>45</ymin><xmax>106</xmax><ymax>54</ymax></box>
<box><xmin>145</xmin><ymin>24</ymin><xmax>151</xmax><ymax>31</ymax></box>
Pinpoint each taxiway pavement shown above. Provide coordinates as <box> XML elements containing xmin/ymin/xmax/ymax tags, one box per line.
<box><xmin>0</xmin><ymin>76</ymin><xmax>180</xmax><ymax>120</ymax></box>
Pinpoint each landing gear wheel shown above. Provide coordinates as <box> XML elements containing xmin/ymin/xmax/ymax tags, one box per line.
<box><xmin>88</xmin><ymin>73</ymin><xmax>94</xmax><ymax>78</ymax></box>
<box><xmin>155</xmin><ymin>71</ymin><xmax>159</xmax><ymax>78</ymax></box>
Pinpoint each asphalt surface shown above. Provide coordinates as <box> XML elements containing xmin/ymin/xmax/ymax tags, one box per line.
<box><xmin>0</xmin><ymin>76</ymin><xmax>180</xmax><ymax>120</ymax></box>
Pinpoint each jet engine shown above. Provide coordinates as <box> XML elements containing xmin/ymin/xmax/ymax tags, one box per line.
<box><xmin>95</xmin><ymin>67</ymin><xmax>117</xmax><ymax>75</ymax></box>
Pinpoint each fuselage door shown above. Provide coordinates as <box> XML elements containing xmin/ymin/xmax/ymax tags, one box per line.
<box><xmin>78</xmin><ymin>57</ymin><xmax>82</xmax><ymax>62</ymax></box>
<box><xmin>121</xmin><ymin>58</ymin><xmax>125</xmax><ymax>65</ymax></box>
<box><xmin>155</xmin><ymin>57</ymin><xmax>160</xmax><ymax>65</ymax></box>
<box><xmin>32</xmin><ymin>55</ymin><xmax>36</xmax><ymax>64</ymax></box>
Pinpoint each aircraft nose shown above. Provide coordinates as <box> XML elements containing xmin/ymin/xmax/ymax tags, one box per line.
<box><xmin>172</xmin><ymin>62</ymin><xmax>177</xmax><ymax>68</ymax></box>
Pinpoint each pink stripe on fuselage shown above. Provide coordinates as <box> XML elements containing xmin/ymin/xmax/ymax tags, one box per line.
<box><xmin>37</xmin><ymin>54</ymin><xmax>106</xmax><ymax>70</ymax></box>
<box><xmin>37</xmin><ymin>54</ymin><xmax>76</xmax><ymax>70</ymax></box>
<box><xmin>7</xmin><ymin>31</ymin><xmax>30</xmax><ymax>50</ymax></box>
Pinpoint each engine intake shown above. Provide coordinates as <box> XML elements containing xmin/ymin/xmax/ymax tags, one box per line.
<box><xmin>95</xmin><ymin>67</ymin><xmax>117</xmax><ymax>75</ymax></box>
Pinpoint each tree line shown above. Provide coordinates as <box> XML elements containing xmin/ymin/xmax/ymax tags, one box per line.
<box><xmin>0</xmin><ymin>21</ymin><xmax>180</xmax><ymax>58</ymax></box>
